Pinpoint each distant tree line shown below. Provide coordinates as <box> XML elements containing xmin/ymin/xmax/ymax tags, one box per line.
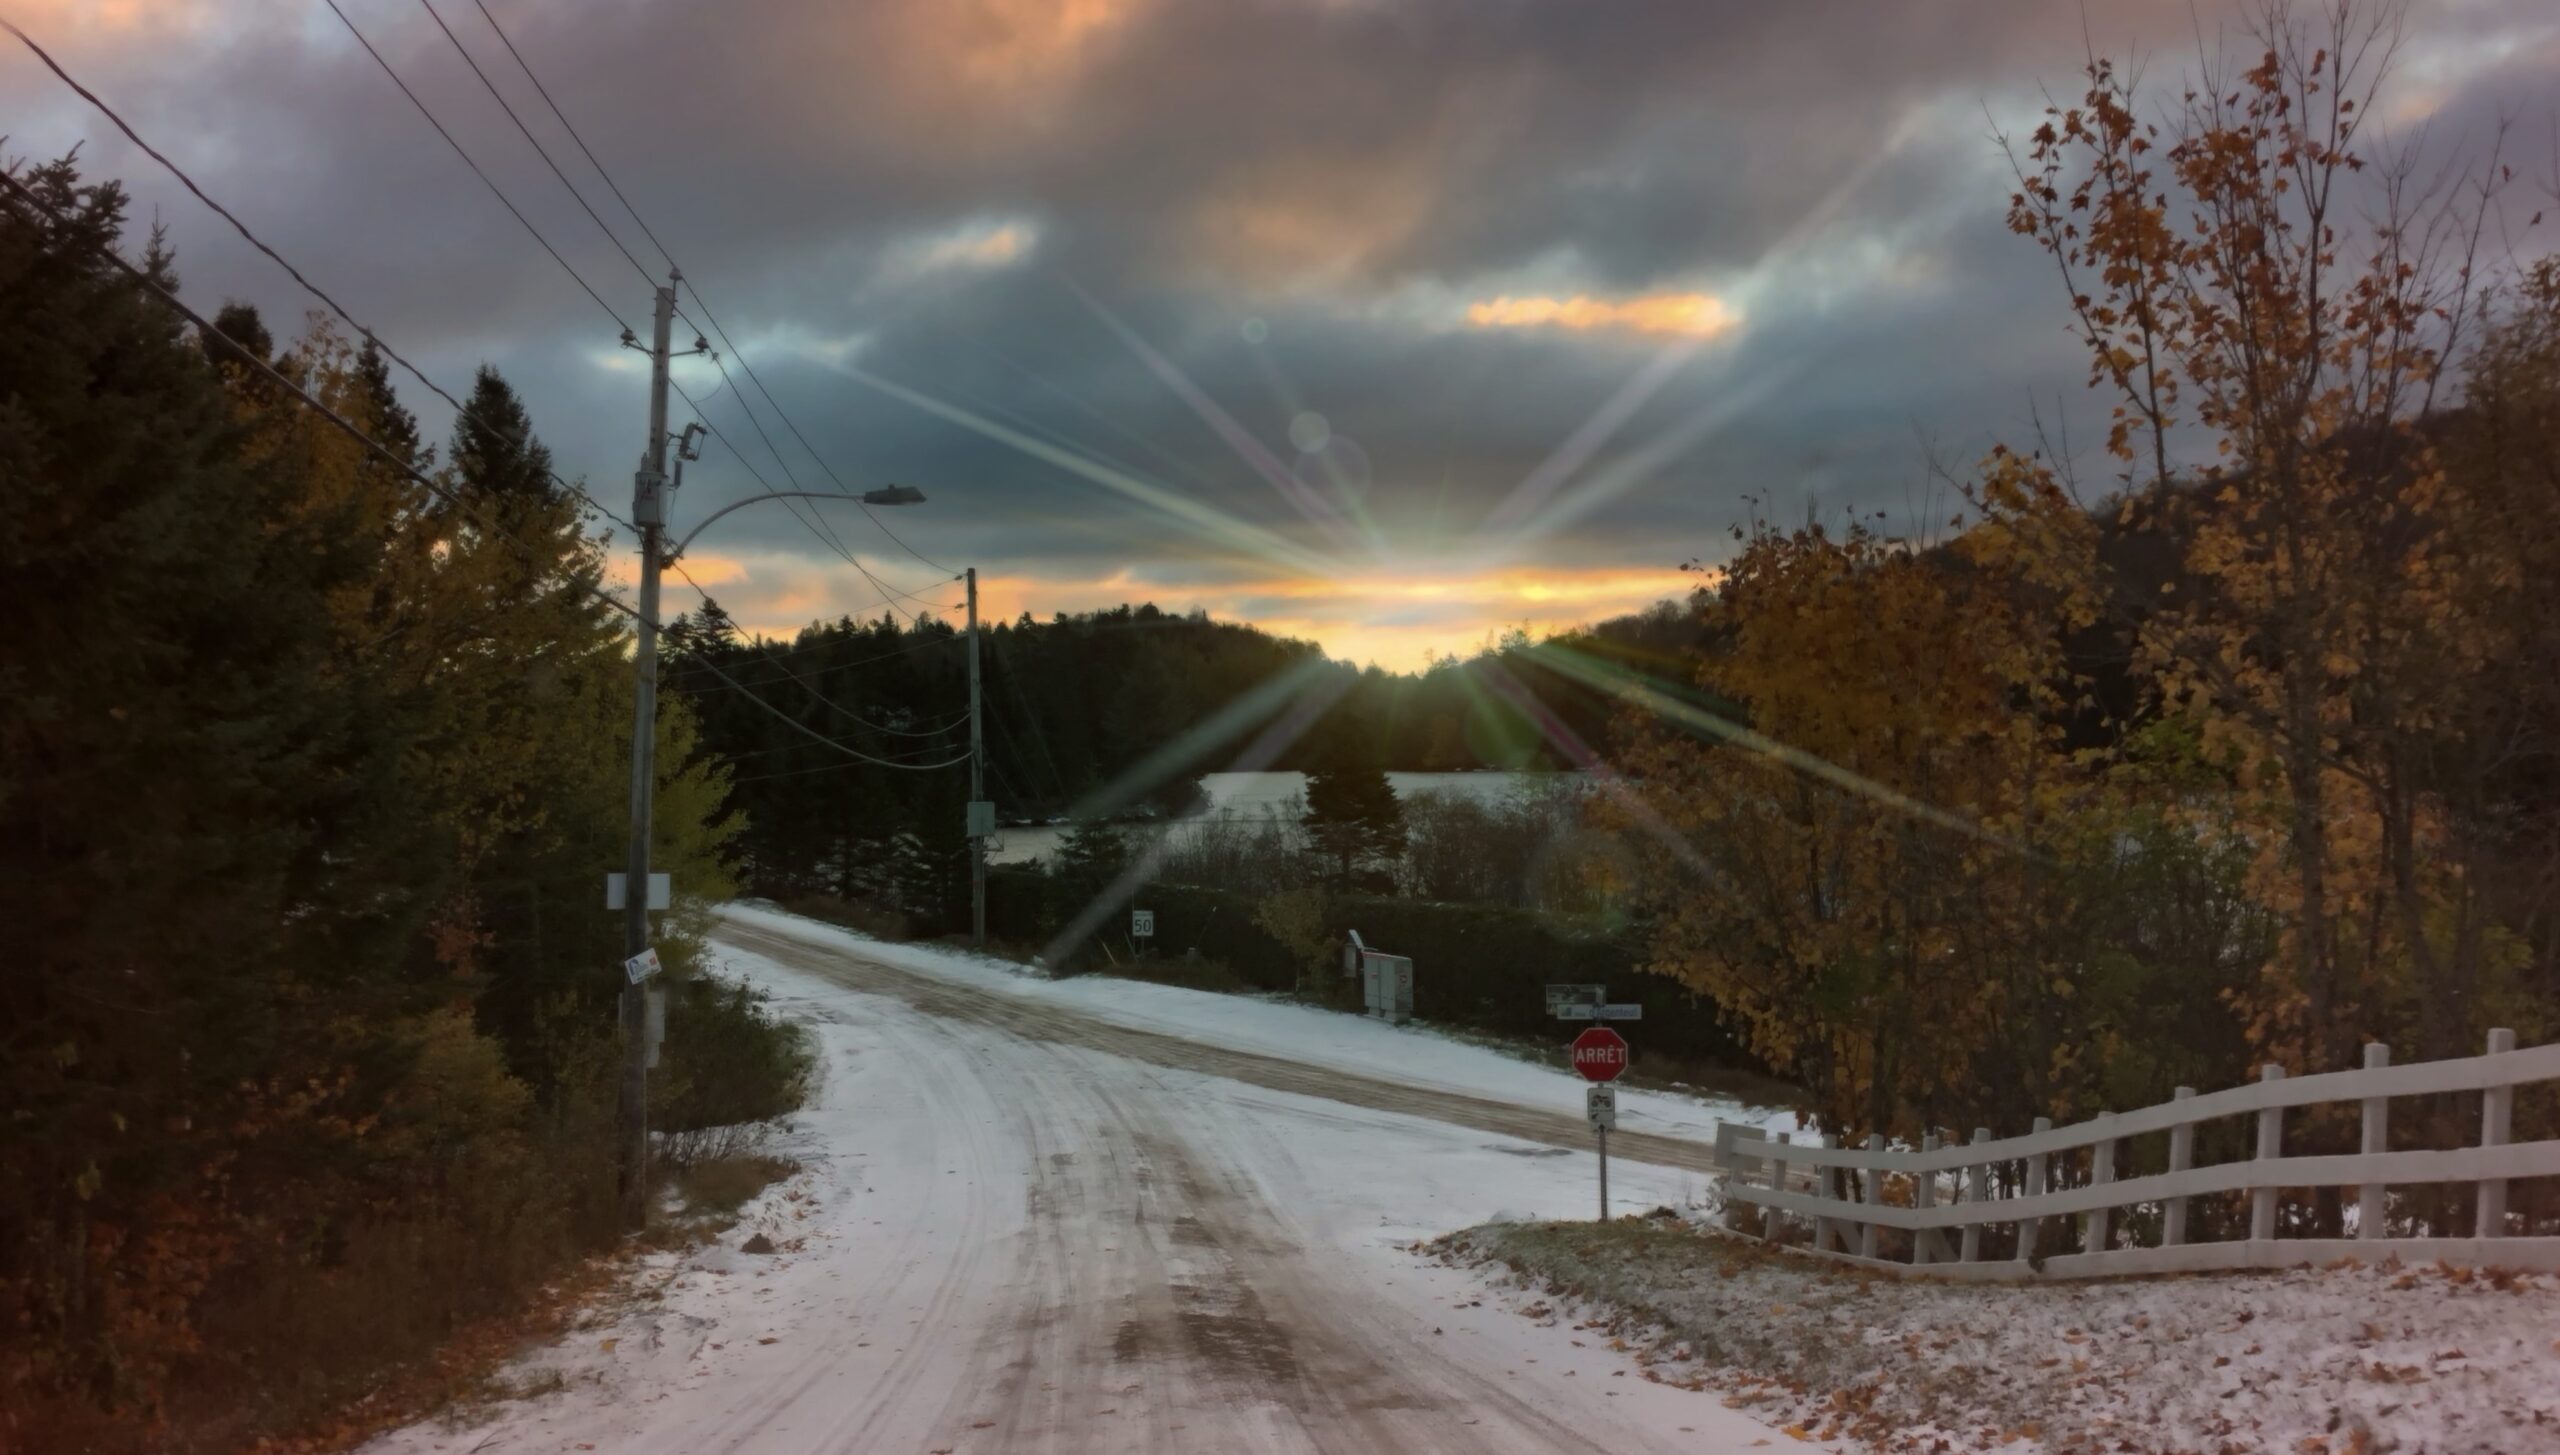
<box><xmin>667</xmin><ymin>592</ymin><xmax>1704</xmax><ymax>930</ymax></box>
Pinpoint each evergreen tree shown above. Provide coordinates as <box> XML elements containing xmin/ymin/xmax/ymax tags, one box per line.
<box><xmin>452</xmin><ymin>364</ymin><xmax>559</xmax><ymax>507</ymax></box>
<box><xmin>0</xmin><ymin>157</ymin><xmax>420</xmax><ymax>1412</ymax></box>
<box><xmin>352</xmin><ymin>335</ymin><xmax>423</xmax><ymax>468</ymax></box>
<box><xmin>199</xmin><ymin>297</ymin><xmax>273</xmax><ymax>371</ymax></box>
<box><xmin>1054</xmin><ymin>817</ymin><xmax>1131</xmax><ymax>890</ymax></box>
<box><xmin>1303</xmin><ymin>757</ymin><xmax>1405</xmax><ymax>888</ymax></box>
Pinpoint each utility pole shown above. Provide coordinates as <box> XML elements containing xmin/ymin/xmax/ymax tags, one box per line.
<box><xmin>966</xmin><ymin>566</ymin><xmax>986</xmax><ymax>946</ymax></box>
<box><xmin>617</xmin><ymin>269</ymin><xmax>678</xmax><ymax>1231</ymax></box>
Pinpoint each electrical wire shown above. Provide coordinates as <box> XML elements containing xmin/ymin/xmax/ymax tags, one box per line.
<box><xmin>668</xmin><ymin>369</ymin><xmax>962</xmax><ymax>615</ymax></box>
<box><xmin>679</xmin><ymin>284</ymin><xmax>959</xmax><ymax>577</ymax></box>
<box><xmin>0</xmin><ymin>17</ymin><xmax>471</xmax><ymax>422</ymax></box>
<box><xmin>665</xmin><ymin>558</ymin><xmax>968</xmax><ymax>741</ymax></box>
<box><xmin>1</xmin><ymin>13</ymin><xmax>657</xmax><ymax>541</ymax></box>
<box><xmin>457</xmin><ymin>0</ymin><xmax>958</xmax><ymax>580</ymax></box>
<box><xmin>0</xmin><ymin>166</ymin><xmax>966</xmax><ymax>779</ymax></box>
<box><xmin>467</xmin><ymin>0</ymin><xmax>678</xmax><ymax>270</ymax></box>
<box><xmin>318</xmin><ymin>0</ymin><xmax>633</xmax><ymax>334</ymax></box>
<box><xmin>411</xmin><ymin>0</ymin><xmax>655</xmax><ymax>288</ymax></box>
<box><xmin>4</xmin><ymin>15</ymin><xmax>976</xmax><ymax>781</ymax></box>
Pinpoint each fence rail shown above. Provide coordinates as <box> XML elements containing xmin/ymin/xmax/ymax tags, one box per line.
<box><xmin>1714</xmin><ymin>1029</ymin><xmax>2560</xmax><ymax>1281</ymax></box>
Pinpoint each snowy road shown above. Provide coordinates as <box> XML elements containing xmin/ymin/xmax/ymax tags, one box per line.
<box><xmin>369</xmin><ymin>910</ymin><xmax>1800</xmax><ymax>1455</ymax></box>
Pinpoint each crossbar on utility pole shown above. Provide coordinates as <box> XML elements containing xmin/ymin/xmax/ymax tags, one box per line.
<box><xmin>617</xmin><ymin>270</ymin><xmax>678</xmax><ymax>1231</ymax></box>
<box><xmin>966</xmin><ymin>566</ymin><xmax>985</xmax><ymax>946</ymax></box>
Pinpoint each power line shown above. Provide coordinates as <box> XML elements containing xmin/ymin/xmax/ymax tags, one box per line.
<box><xmin>443</xmin><ymin>0</ymin><xmax>957</xmax><ymax>580</ymax></box>
<box><xmin>682</xmin><ymin>647</ymin><xmax>972</xmax><ymax>773</ymax></box>
<box><xmin>2</xmin><ymin>13</ymin><xmax>659</xmax><ymax>545</ymax></box>
<box><xmin>679</xmin><ymin>282</ymin><xmax>959</xmax><ymax>577</ymax></box>
<box><xmin>661</xmin><ymin>621</ymin><xmax>962</xmax><ymax>690</ymax></box>
<box><xmin>0</xmin><ymin>164</ymin><xmax>965</xmax><ymax>785</ymax></box>
<box><xmin>411</xmin><ymin>0</ymin><xmax>655</xmax><ymax>287</ymax></box>
<box><xmin>665</xmin><ymin>558</ymin><xmax>968</xmax><ymax>742</ymax></box>
<box><xmin>686</xmin><ymin>340</ymin><xmax>871</xmax><ymax>573</ymax></box>
<box><xmin>1</xmin><ymin>164</ymin><xmax>632</xmax><ymax>624</ymax></box>
<box><xmin>0</xmin><ymin>17</ymin><xmax>468</xmax><ymax>423</ymax></box>
<box><xmin>318</xmin><ymin>0</ymin><xmax>634</xmax><ymax>334</ymax></box>
<box><xmin>466</xmin><ymin>0</ymin><xmax>677</xmax><ymax>270</ymax></box>
<box><xmin>667</xmin><ymin>368</ymin><xmax>962</xmax><ymax>615</ymax></box>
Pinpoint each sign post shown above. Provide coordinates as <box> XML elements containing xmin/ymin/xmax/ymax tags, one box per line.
<box><xmin>1586</xmin><ymin>1084</ymin><xmax>1618</xmax><ymax>1220</ymax></box>
<box><xmin>1571</xmin><ymin>1026</ymin><xmax>1629</xmax><ymax>1221</ymax></box>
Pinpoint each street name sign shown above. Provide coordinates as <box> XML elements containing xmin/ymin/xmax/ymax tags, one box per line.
<box><xmin>1570</xmin><ymin>1026</ymin><xmax>1629</xmax><ymax>1082</ymax></box>
<box><xmin>1545</xmin><ymin>983</ymin><xmax>1606</xmax><ymax>1015</ymax></box>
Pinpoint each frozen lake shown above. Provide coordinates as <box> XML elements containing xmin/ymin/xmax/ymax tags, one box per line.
<box><xmin>985</xmin><ymin>769</ymin><xmax>1575</xmax><ymax>865</ymax></box>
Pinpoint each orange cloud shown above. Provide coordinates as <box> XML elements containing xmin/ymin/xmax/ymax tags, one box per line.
<box><xmin>1465</xmin><ymin>292</ymin><xmax>1738</xmax><ymax>339</ymax></box>
<box><xmin>632</xmin><ymin>549</ymin><xmax>1694</xmax><ymax>675</ymax></box>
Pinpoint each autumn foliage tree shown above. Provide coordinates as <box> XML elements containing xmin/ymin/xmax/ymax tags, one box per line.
<box><xmin>2003</xmin><ymin>0</ymin><xmax>2542</xmax><ymax>1074</ymax></box>
<box><xmin>1629</xmin><ymin>1</ymin><xmax>2555</xmax><ymax>1157</ymax></box>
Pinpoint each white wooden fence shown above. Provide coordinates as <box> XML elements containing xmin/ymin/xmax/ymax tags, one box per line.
<box><xmin>1714</xmin><ymin>1029</ymin><xmax>2560</xmax><ymax>1280</ymax></box>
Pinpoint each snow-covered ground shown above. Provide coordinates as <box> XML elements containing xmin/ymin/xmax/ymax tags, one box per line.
<box><xmin>363</xmin><ymin>910</ymin><xmax>1805</xmax><ymax>1454</ymax></box>
<box><xmin>719</xmin><ymin>900</ymin><xmax>1801</xmax><ymax>1145</ymax></box>
<box><xmin>1446</xmin><ymin>1214</ymin><xmax>2560</xmax><ymax>1454</ymax></box>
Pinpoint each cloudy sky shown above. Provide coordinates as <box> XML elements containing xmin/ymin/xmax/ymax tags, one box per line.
<box><xmin>8</xmin><ymin>0</ymin><xmax>2554</xmax><ymax>669</ymax></box>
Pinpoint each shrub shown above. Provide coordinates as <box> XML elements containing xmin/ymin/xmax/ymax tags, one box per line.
<box><xmin>652</xmin><ymin>976</ymin><xmax>815</xmax><ymax>1135</ymax></box>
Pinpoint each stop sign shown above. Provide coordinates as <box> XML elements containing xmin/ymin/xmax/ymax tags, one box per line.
<box><xmin>1570</xmin><ymin>1027</ymin><xmax>1629</xmax><ymax>1082</ymax></box>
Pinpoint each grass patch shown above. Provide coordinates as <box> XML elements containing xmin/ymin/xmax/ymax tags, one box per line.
<box><xmin>671</xmin><ymin>1153</ymin><xmax>799</xmax><ymax>1219</ymax></box>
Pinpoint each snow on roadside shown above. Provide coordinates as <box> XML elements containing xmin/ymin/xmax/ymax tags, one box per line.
<box><xmin>718</xmin><ymin>900</ymin><xmax>1801</xmax><ymax>1143</ymax></box>
<box><xmin>1441</xmin><ymin>1217</ymin><xmax>2560</xmax><ymax>1455</ymax></box>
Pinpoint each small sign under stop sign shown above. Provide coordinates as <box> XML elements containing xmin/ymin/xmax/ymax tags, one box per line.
<box><xmin>1570</xmin><ymin>1026</ymin><xmax>1629</xmax><ymax>1082</ymax></box>
<box><xmin>1586</xmin><ymin>1083</ymin><xmax>1617</xmax><ymax>1131</ymax></box>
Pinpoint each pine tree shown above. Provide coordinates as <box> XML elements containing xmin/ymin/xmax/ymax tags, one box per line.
<box><xmin>1303</xmin><ymin>757</ymin><xmax>1405</xmax><ymax>888</ymax></box>
<box><xmin>451</xmin><ymin>364</ymin><xmax>559</xmax><ymax>506</ymax></box>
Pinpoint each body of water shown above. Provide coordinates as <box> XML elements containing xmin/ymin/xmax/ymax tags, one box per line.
<box><xmin>984</xmin><ymin>769</ymin><xmax>1576</xmax><ymax>865</ymax></box>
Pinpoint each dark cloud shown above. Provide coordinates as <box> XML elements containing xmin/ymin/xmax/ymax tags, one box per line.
<box><xmin>5</xmin><ymin>0</ymin><xmax>2553</xmax><ymax>662</ymax></box>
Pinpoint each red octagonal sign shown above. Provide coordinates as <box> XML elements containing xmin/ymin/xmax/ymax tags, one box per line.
<box><xmin>1570</xmin><ymin>1027</ymin><xmax>1629</xmax><ymax>1082</ymax></box>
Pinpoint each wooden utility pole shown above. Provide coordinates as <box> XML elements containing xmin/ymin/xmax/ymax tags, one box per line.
<box><xmin>966</xmin><ymin>566</ymin><xmax>986</xmax><ymax>945</ymax></box>
<box><xmin>616</xmin><ymin>270</ymin><xmax>678</xmax><ymax>1230</ymax></box>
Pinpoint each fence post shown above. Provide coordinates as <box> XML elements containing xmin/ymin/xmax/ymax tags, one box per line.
<box><xmin>1914</xmin><ymin>1132</ymin><xmax>1940</xmax><ymax>1265</ymax></box>
<box><xmin>1961</xmin><ymin>1127</ymin><xmax>1990</xmax><ymax>1263</ymax></box>
<box><xmin>1858</xmin><ymin>1133</ymin><xmax>1883</xmax><ymax>1260</ymax></box>
<box><xmin>2252</xmin><ymin>1064</ymin><xmax>2284</xmax><ymax>1244</ymax></box>
<box><xmin>1764</xmin><ymin>1132</ymin><xmax>1790</xmax><ymax>1243</ymax></box>
<box><xmin>2359</xmin><ymin>1044</ymin><xmax>2390</xmax><ymax>1240</ymax></box>
<box><xmin>2020</xmin><ymin>1116</ymin><xmax>2052</xmax><ymax>1267</ymax></box>
<box><xmin>2477</xmin><ymin>1028</ymin><xmax>2516</xmax><ymax>1239</ymax></box>
<box><xmin>1814</xmin><ymin>1133</ymin><xmax>1839</xmax><ymax>1253</ymax></box>
<box><xmin>2084</xmin><ymin>1118</ymin><xmax>2115</xmax><ymax>1255</ymax></box>
<box><xmin>2165</xmin><ymin>1088</ymin><xmax>2196</xmax><ymax>1247</ymax></box>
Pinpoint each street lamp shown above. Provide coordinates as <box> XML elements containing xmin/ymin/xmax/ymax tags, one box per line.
<box><xmin>664</xmin><ymin>485</ymin><xmax>927</xmax><ymax>564</ymax></box>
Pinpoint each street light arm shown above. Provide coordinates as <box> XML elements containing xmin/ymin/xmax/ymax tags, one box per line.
<box><xmin>665</xmin><ymin>489</ymin><xmax>921</xmax><ymax>563</ymax></box>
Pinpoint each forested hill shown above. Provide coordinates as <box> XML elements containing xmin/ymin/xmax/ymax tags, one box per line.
<box><xmin>665</xmin><ymin>591</ymin><xmax>1713</xmax><ymax>816</ymax></box>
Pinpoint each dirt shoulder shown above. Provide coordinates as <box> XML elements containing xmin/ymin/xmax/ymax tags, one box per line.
<box><xmin>1436</xmin><ymin>1216</ymin><xmax>2560</xmax><ymax>1455</ymax></box>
